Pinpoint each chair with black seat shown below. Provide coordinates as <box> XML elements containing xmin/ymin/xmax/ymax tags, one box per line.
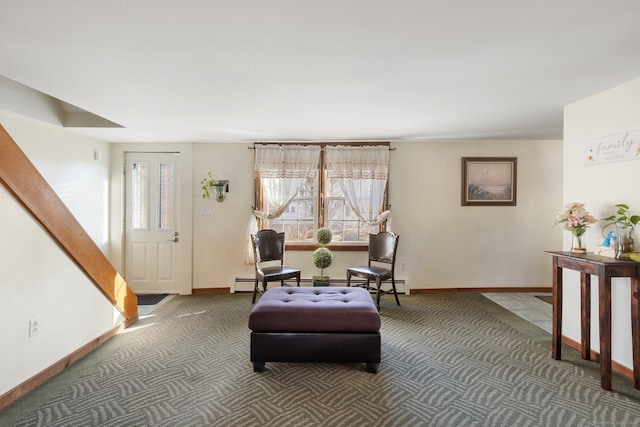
<box><xmin>251</xmin><ymin>229</ymin><xmax>301</xmax><ymax>303</ymax></box>
<box><xmin>346</xmin><ymin>231</ymin><xmax>400</xmax><ymax>309</ymax></box>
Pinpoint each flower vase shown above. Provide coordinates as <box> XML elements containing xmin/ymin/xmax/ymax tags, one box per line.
<box><xmin>571</xmin><ymin>229</ymin><xmax>587</xmax><ymax>254</ymax></box>
<box><xmin>615</xmin><ymin>222</ymin><xmax>635</xmax><ymax>259</ymax></box>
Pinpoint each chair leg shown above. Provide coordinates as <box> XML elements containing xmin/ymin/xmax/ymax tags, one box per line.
<box><xmin>296</xmin><ymin>274</ymin><xmax>300</xmax><ymax>287</ymax></box>
<box><xmin>375</xmin><ymin>278</ymin><xmax>382</xmax><ymax>309</ymax></box>
<box><xmin>347</xmin><ymin>272</ymin><xmax>351</xmax><ymax>287</ymax></box>
<box><xmin>391</xmin><ymin>277</ymin><xmax>400</xmax><ymax>305</ymax></box>
<box><xmin>263</xmin><ymin>280</ymin><xmax>268</xmax><ymax>294</ymax></box>
<box><xmin>252</xmin><ymin>279</ymin><xmax>259</xmax><ymax>304</ymax></box>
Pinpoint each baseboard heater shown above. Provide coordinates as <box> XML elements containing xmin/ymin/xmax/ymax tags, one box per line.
<box><xmin>233</xmin><ymin>277</ymin><xmax>407</xmax><ymax>294</ymax></box>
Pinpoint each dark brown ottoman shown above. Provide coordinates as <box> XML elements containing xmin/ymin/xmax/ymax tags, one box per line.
<box><xmin>248</xmin><ymin>287</ymin><xmax>381</xmax><ymax>373</ymax></box>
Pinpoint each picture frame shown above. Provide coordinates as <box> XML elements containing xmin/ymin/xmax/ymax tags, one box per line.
<box><xmin>461</xmin><ymin>157</ymin><xmax>517</xmax><ymax>206</ymax></box>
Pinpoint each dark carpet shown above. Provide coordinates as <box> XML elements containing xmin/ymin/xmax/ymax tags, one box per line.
<box><xmin>2</xmin><ymin>292</ymin><xmax>640</xmax><ymax>426</ymax></box>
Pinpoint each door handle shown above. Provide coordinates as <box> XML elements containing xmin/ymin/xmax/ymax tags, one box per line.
<box><xmin>167</xmin><ymin>237</ymin><xmax>179</xmax><ymax>242</ymax></box>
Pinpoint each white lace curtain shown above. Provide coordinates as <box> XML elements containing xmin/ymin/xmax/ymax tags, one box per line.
<box><xmin>325</xmin><ymin>145</ymin><xmax>391</xmax><ymax>228</ymax></box>
<box><xmin>244</xmin><ymin>144</ymin><xmax>321</xmax><ymax>264</ymax></box>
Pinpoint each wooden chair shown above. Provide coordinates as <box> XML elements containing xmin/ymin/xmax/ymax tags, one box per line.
<box><xmin>347</xmin><ymin>231</ymin><xmax>400</xmax><ymax>309</ymax></box>
<box><xmin>251</xmin><ymin>229</ymin><xmax>301</xmax><ymax>303</ymax></box>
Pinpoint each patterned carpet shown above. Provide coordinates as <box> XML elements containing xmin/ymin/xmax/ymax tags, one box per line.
<box><xmin>3</xmin><ymin>292</ymin><xmax>640</xmax><ymax>426</ymax></box>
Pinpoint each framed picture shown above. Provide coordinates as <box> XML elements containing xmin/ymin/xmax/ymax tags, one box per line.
<box><xmin>461</xmin><ymin>157</ymin><xmax>517</xmax><ymax>206</ymax></box>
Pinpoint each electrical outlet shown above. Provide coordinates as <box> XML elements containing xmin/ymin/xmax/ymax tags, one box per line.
<box><xmin>199</xmin><ymin>210</ymin><xmax>213</xmax><ymax>220</ymax></box>
<box><xmin>29</xmin><ymin>318</ymin><xmax>40</xmax><ymax>337</ymax></box>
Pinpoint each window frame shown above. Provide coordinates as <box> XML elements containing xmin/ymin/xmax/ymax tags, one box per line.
<box><xmin>253</xmin><ymin>142</ymin><xmax>390</xmax><ymax>251</ymax></box>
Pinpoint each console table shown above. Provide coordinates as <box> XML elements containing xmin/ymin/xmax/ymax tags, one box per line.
<box><xmin>545</xmin><ymin>251</ymin><xmax>640</xmax><ymax>391</ymax></box>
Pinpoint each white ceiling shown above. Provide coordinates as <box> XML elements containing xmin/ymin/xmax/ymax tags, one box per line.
<box><xmin>1</xmin><ymin>0</ymin><xmax>640</xmax><ymax>143</ymax></box>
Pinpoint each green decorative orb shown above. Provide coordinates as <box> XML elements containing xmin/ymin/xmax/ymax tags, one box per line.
<box><xmin>315</xmin><ymin>228</ymin><xmax>333</xmax><ymax>245</ymax></box>
<box><xmin>312</xmin><ymin>247</ymin><xmax>333</xmax><ymax>269</ymax></box>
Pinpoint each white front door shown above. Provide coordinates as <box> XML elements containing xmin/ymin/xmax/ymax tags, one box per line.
<box><xmin>125</xmin><ymin>152</ymin><xmax>184</xmax><ymax>294</ymax></box>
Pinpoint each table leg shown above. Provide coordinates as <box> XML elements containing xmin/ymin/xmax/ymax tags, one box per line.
<box><xmin>581</xmin><ymin>272</ymin><xmax>591</xmax><ymax>360</ymax></box>
<box><xmin>552</xmin><ymin>256</ymin><xmax>562</xmax><ymax>360</ymax></box>
<box><xmin>632</xmin><ymin>275</ymin><xmax>640</xmax><ymax>389</ymax></box>
<box><xmin>599</xmin><ymin>275</ymin><xmax>612</xmax><ymax>391</ymax></box>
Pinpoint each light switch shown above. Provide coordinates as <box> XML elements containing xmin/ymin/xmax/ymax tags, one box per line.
<box><xmin>199</xmin><ymin>210</ymin><xmax>213</xmax><ymax>220</ymax></box>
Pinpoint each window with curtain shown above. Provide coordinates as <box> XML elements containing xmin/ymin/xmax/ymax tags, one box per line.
<box><xmin>254</xmin><ymin>142</ymin><xmax>391</xmax><ymax>247</ymax></box>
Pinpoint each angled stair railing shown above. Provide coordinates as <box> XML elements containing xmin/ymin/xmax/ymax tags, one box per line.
<box><xmin>0</xmin><ymin>124</ymin><xmax>138</xmax><ymax>322</ymax></box>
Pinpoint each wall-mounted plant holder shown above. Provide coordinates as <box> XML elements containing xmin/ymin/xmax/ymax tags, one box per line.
<box><xmin>201</xmin><ymin>172</ymin><xmax>229</xmax><ymax>202</ymax></box>
<box><xmin>212</xmin><ymin>180</ymin><xmax>229</xmax><ymax>202</ymax></box>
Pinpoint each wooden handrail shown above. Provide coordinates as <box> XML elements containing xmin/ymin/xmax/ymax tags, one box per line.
<box><xmin>0</xmin><ymin>124</ymin><xmax>138</xmax><ymax>322</ymax></box>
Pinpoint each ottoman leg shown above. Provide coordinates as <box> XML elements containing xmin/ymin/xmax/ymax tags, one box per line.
<box><xmin>253</xmin><ymin>362</ymin><xmax>265</xmax><ymax>372</ymax></box>
<box><xmin>366</xmin><ymin>363</ymin><xmax>379</xmax><ymax>374</ymax></box>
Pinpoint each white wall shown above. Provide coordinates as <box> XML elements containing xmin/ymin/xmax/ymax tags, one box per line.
<box><xmin>0</xmin><ymin>111</ymin><xmax>122</xmax><ymax>396</ymax></box>
<box><xmin>2</xmin><ymin>114</ymin><xmax>111</xmax><ymax>252</ymax></box>
<box><xmin>192</xmin><ymin>143</ymin><xmax>255</xmax><ymax>289</ymax></box>
<box><xmin>563</xmin><ymin>77</ymin><xmax>640</xmax><ymax>370</ymax></box>
<box><xmin>190</xmin><ymin>139</ymin><xmax>563</xmax><ymax>291</ymax></box>
<box><xmin>390</xmin><ymin>139</ymin><xmax>562</xmax><ymax>289</ymax></box>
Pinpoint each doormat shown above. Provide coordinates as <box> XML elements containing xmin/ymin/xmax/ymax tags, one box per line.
<box><xmin>137</xmin><ymin>294</ymin><xmax>168</xmax><ymax>306</ymax></box>
<box><xmin>535</xmin><ymin>295</ymin><xmax>553</xmax><ymax>305</ymax></box>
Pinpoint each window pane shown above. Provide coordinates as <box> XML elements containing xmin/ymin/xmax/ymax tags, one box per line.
<box><xmin>327</xmin><ymin>199</ymin><xmax>345</xmax><ymax>220</ymax></box>
<box><xmin>327</xmin><ymin>178</ymin><xmax>343</xmax><ymax>197</ymax></box>
<box><xmin>158</xmin><ymin>162</ymin><xmax>175</xmax><ymax>230</ymax></box>
<box><xmin>131</xmin><ymin>162</ymin><xmax>149</xmax><ymax>230</ymax></box>
<box><xmin>264</xmin><ymin>176</ymin><xmax>317</xmax><ymax>242</ymax></box>
<box><xmin>325</xmin><ymin>176</ymin><xmax>379</xmax><ymax>242</ymax></box>
<box><xmin>360</xmin><ymin>223</ymin><xmax>379</xmax><ymax>241</ymax></box>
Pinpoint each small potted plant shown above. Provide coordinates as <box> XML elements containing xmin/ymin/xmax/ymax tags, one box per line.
<box><xmin>312</xmin><ymin>228</ymin><xmax>333</xmax><ymax>287</ymax></box>
<box><xmin>602</xmin><ymin>203</ymin><xmax>640</xmax><ymax>259</ymax></box>
<box><xmin>200</xmin><ymin>172</ymin><xmax>217</xmax><ymax>199</ymax></box>
<box><xmin>200</xmin><ymin>172</ymin><xmax>227</xmax><ymax>202</ymax></box>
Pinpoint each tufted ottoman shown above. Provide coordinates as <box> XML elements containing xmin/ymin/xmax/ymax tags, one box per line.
<box><xmin>248</xmin><ymin>287</ymin><xmax>381</xmax><ymax>373</ymax></box>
